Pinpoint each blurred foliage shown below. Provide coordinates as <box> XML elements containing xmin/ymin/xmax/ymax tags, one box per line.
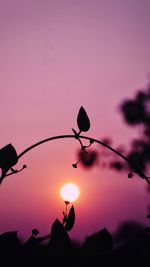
<box><xmin>79</xmin><ymin>80</ymin><xmax>150</xmax><ymax>175</ymax></box>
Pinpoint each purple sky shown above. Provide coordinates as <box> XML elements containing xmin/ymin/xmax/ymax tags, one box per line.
<box><xmin>0</xmin><ymin>0</ymin><xmax>150</xmax><ymax>242</ymax></box>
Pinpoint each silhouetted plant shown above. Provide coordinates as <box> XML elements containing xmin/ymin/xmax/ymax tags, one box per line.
<box><xmin>0</xmin><ymin>105</ymin><xmax>150</xmax><ymax>186</ymax></box>
<box><xmin>108</xmin><ymin>81</ymin><xmax>150</xmax><ymax>177</ymax></box>
<box><xmin>1</xmin><ymin>102</ymin><xmax>150</xmax><ymax>265</ymax></box>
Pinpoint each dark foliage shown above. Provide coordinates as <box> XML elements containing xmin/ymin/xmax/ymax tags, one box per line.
<box><xmin>116</xmin><ymin>83</ymin><xmax>150</xmax><ymax>173</ymax></box>
<box><xmin>79</xmin><ymin>150</ymin><xmax>98</xmax><ymax>168</ymax></box>
<box><xmin>120</xmin><ymin>99</ymin><xmax>145</xmax><ymax>125</ymax></box>
<box><xmin>77</xmin><ymin>81</ymin><xmax>150</xmax><ymax>179</ymax></box>
<box><xmin>0</xmin><ymin>221</ymin><xmax>150</xmax><ymax>267</ymax></box>
<box><xmin>110</xmin><ymin>161</ymin><xmax>125</xmax><ymax>171</ymax></box>
<box><xmin>81</xmin><ymin>227</ymin><xmax>113</xmax><ymax>256</ymax></box>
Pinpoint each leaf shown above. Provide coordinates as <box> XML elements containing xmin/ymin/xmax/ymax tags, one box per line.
<box><xmin>65</xmin><ymin>205</ymin><xmax>75</xmax><ymax>231</ymax></box>
<box><xmin>0</xmin><ymin>144</ymin><xmax>18</xmax><ymax>183</ymax></box>
<box><xmin>77</xmin><ymin>106</ymin><xmax>90</xmax><ymax>132</ymax></box>
<box><xmin>49</xmin><ymin>219</ymin><xmax>71</xmax><ymax>249</ymax></box>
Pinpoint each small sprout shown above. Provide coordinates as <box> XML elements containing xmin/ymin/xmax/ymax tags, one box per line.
<box><xmin>90</xmin><ymin>139</ymin><xmax>94</xmax><ymax>144</ymax></box>
<box><xmin>72</xmin><ymin>164</ymin><xmax>77</xmax><ymax>168</ymax></box>
<box><xmin>72</xmin><ymin>128</ymin><xmax>78</xmax><ymax>136</ymax></box>
<box><xmin>23</xmin><ymin>164</ymin><xmax>27</xmax><ymax>168</ymax></box>
<box><xmin>128</xmin><ymin>173</ymin><xmax>133</xmax><ymax>178</ymax></box>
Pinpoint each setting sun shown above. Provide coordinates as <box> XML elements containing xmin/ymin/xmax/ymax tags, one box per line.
<box><xmin>60</xmin><ymin>183</ymin><xmax>80</xmax><ymax>202</ymax></box>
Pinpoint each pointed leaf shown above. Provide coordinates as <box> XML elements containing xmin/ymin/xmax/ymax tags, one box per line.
<box><xmin>49</xmin><ymin>219</ymin><xmax>71</xmax><ymax>249</ymax></box>
<box><xmin>0</xmin><ymin>144</ymin><xmax>18</xmax><ymax>183</ymax></box>
<box><xmin>65</xmin><ymin>205</ymin><xmax>75</xmax><ymax>231</ymax></box>
<box><xmin>77</xmin><ymin>106</ymin><xmax>90</xmax><ymax>132</ymax></box>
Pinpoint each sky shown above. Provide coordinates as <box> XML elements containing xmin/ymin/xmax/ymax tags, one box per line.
<box><xmin>0</xmin><ymin>0</ymin><xmax>150</xmax><ymax>243</ymax></box>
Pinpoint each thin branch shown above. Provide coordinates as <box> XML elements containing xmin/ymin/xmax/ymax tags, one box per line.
<box><xmin>16</xmin><ymin>134</ymin><xmax>150</xmax><ymax>185</ymax></box>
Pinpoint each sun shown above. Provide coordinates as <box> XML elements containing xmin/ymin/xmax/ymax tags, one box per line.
<box><xmin>60</xmin><ymin>183</ymin><xmax>80</xmax><ymax>202</ymax></box>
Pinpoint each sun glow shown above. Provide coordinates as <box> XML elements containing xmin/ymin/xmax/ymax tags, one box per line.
<box><xmin>60</xmin><ymin>183</ymin><xmax>80</xmax><ymax>202</ymax></box>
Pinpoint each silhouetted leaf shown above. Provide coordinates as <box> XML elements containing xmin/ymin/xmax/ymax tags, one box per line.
<box><xmin>77</xmin><ymin>106</ymin><xmax>90</xmax><ymax>132</ymax></box>
<box><xmin>65</xmin><ymin>205</ymin><xmax>75</xmax><ymax>231</ymax></box>
<box><xmin>49</xmin><ymin>219</ymin><xmax>71</xmax><ymax>250</ymax></box>
<box><xmin>0</xmin><ymin>144</ymin><xmax>18</xmax><ymax>183</ymax></box>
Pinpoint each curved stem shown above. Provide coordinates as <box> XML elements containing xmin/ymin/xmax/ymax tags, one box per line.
<box><xmin>17</xmin><ymin>134</ymin><xmax>150</xmax><ymax>184</ymax></box>
<box><xmin>17</xmin><ymin>134</ymin><xmax>127</xmax><ymax>161</ymax></box>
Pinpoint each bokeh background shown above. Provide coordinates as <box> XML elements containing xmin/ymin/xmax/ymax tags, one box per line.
<box><xmin>0</xmin><ymin>0</ymin><xmax>150</xmax><ymax>243</ymax></box>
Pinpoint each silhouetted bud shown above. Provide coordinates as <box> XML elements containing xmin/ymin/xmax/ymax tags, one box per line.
<box><xmin>72</xmin><ymin>164</ymin><xmax>77</xmax><ymax>168</ymax></box>
<box><xmin>32</xmin><ymin>228</ymin><xmax>39</xmax><ymax>236</ymax></box>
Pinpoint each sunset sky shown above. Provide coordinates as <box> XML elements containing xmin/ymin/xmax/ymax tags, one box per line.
<box><xmin>0</xmin><ymin>0</ymin><xmax>150</xmax><ymax>243</ymax></box>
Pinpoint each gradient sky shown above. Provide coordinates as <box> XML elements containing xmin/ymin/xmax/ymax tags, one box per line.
<box><xmin>0</xmin><ymin>0</ymin><xmax>150</xmax><ymax>243</ymax></box>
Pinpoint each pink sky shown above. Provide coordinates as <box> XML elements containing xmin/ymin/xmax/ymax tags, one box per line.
<box><xmin>0</xmin><ymin>0</ymin><xmax>150</xmax><ymax>242</ymax></box>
